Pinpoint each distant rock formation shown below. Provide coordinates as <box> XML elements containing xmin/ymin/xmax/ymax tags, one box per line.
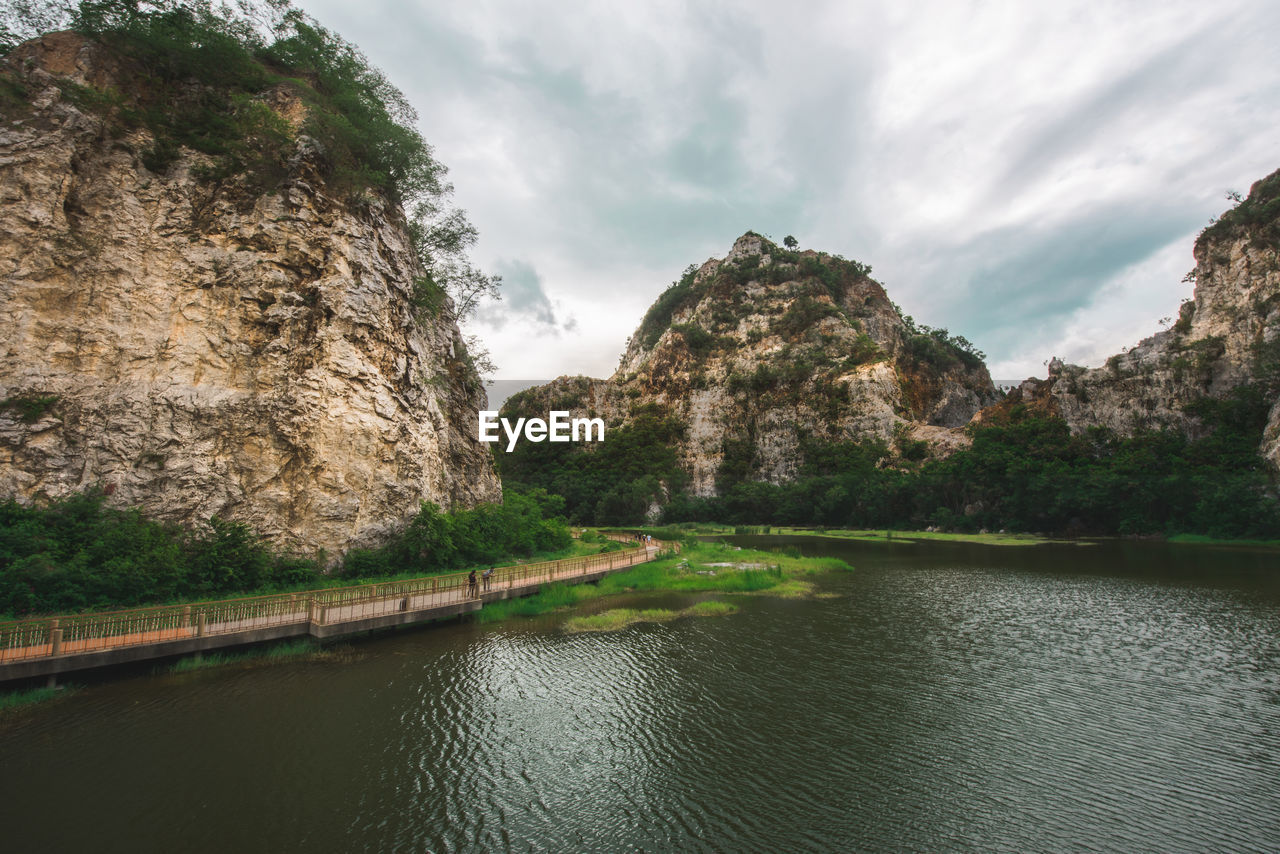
<box><xmin>505</xmin><ymin>232</ymin><xmax>999</xmax><ymax>499</ymax></box>
<box><xmin>987</xmin><ymin>167</ymin><xmax>1280</xmax><ymax>469</ymax></box>
<box><xmin>0</xmin><ymin>33</ymin><xmax>501</xmax><ymax>557</ymax></box>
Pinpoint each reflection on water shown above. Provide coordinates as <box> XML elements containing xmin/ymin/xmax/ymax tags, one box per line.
<box><xmin>1</xmin><ymin>537</ymin><xmax>1279</xmax><ymax>852</ymax></box>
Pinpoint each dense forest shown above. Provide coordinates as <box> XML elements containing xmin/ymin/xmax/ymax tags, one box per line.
<box><xmin>501</xmin><ymin>386</ymin><xmax>1280</xmax><ymax>539</ymax></box>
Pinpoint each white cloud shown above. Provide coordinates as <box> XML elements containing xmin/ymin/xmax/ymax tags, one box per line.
<box><xmin>297</xmin><ymin>0</ymin><xmax>1280</xmax><ymax>380</ymax></box>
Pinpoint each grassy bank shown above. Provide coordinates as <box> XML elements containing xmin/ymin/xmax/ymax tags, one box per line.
<box><xmin>476</xmin><ymin>541</ymin><xmax>850</xmax><ymax>626</ymax></box>
<box><xmin>635</xmin><ymin>523</ymin><xmax>1075</xmax><ymax>546</ymax></box>
<box><xmin>167</xmin><ymin>639</ymin><xmax>342</xmax><ymax>674</ymax></box>
<box><xmin>715</xmin><ymin>527</ymin><xmax>1279</xmax><ymax>549</ymax></box>
<box><xmin>1167</xmin><ymin>534</ymin><xmax>1280</xmax><ymax>548</ymax></box>
<box><xmin>767</xmin><ymin>527</ymin><xmax>1076</xmax><ymax>546</ymax></box>
<box><xmin>0</xmin><ymin>684</ymin><xmax>76</xmax><ymax>715</ymax></box>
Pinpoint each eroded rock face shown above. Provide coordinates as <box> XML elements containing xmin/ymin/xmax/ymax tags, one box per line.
<box><xmin>506</xmin><ymin>233</ymin><xmax>999</xmax><ymax>497</ymax></box>
<box><xmin>999</xmin><ymin>168</ymin><xmax>1280</xmax><ymax>468</ymax></box>
<box><xmin>0</xmin><ymin>34</ymin><xmax>501</xmax><ymax>558</ymax></box>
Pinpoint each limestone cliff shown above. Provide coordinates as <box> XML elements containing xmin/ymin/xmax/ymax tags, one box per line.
<box><xmin>505</xmin><ymin>233</ymin><xmax>998</xmax><ymax>498</ymax></box>
<box><xmin>990</xmin><ymin>168</ymin><xmax>1280</xmax><ymax>468</ymax></box>
<box><xmin>0</xmin><ymin>33</ymin><xmax>501</xmax><ymax>557</ymax></box>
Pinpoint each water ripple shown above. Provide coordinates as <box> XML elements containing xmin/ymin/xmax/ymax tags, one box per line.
<box><xmin>3</xmin><ymin>542</ymin><xmax>1280</xmax><ymax>852</ymax></box>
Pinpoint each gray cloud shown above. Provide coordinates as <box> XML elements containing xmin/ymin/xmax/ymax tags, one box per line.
<box><xmin>296</xmin><ymin>0</ymin><xmax>1280</xmax><ymax>379</ymax></box>
<box><xmin>478</xmin><ymin>259</ymin><xmax>571</xmax><ymax>332</ymax></box>
<box><xmin>942</xmin><ymin>202</ymin><xmax>1203</xmax><ymax>357</ymax></box>
<box><xmin>987</xmin><ymin>28</ymin><xmax>1218</xmax><ymax>204</ymax></box>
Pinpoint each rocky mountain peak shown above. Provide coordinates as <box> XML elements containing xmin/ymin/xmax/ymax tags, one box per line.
<box><xmin>724</xmin><ymin>231</ymin><xmax>769</xmax><ymax>263</ymax></box>
<box><xmin>505</xmin><ymin>233</ymin><xmax>998</xmax><ymax>502</ymax></box>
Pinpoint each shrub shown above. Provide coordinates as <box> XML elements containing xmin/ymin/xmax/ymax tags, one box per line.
<box><xmin>635</xmin><ymin>265</ymin><xmax>701</xmax><ymax>350</ymax></box>
<box><xmin>670</xmin><ymin>322</ymin><xmax>716</xmax><ymax>356</ymax></box>
<box><xmin>0</xmin><ymin>492</ymin><xmax>327</xmax><ymax>615</ymax></box>
<box><xmin>772</xmin><ymin>296</ymin><xmax>841</xmax><ymax>340</ymax></box>
<box><xmin>1197</xmin><ymin>170</ymin><xmax>1280</xmax><ymax>252</ymax></box>
<box><xmin>0</xmin><ymin>394</ymin><xmax>58</xmax><ymax>423</ymax></box>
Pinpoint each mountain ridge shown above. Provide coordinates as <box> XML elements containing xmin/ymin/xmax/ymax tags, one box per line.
<box><xmin>501</xmin><ymin>171</ymin><xmax>1280</xmax><ymax>527</ymax></box>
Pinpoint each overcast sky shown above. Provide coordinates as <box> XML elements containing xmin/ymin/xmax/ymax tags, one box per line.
<box><xmin>298</xmin><ymin>0</ymin><xmax>1280</xmax><ymax>381</ymax></box>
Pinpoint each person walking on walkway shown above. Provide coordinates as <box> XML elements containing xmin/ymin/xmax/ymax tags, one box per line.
<box><xmin>482</xmin><ymin>567</ymin><xmax>493</xmax><ymax>592</ymax></box>
<box><xmin>468</xmin><ymin>569</ymin><xmax>478</xmax><ymax>598</ymax></box>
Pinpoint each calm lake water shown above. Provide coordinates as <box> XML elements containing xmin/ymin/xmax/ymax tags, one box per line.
<box><xmin>2</xmin><ymin>536</ymin><xmax>1279</xmax><ymax>852</ymax></box>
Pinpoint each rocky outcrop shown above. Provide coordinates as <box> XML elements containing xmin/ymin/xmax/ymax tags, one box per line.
<box><xmin>992</xmin><ymin>168</ymin><xmax>1280</xmax><ymax>467</ymax></box>
<box><xmin>0</xmin><ymin>33</ymin><xmax>501</xmax><ymax>558</ymax></box>
<box><xmin>506</xmin><ymin>233</ymin><xmax>999</xmax><ymax>497</ymax></box>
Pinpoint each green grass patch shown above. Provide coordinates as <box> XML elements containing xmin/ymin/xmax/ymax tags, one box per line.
<box><xmin>168</xmin><ymin>638</ymin><xmax>329</xmax><ymax>673</ymax></box>
<box><xmin>637</xmin><ymin>523</ymin><xmax>735</xmax><ymax>538</ymax></box>
<box><xmin>600</xmin><ymin>541</ymin><xmax>849</xmax><ymax>595</ymax></box>
<box><xmin>739</xmin><ymin>578</ymin><xmax>817</xmax><ymax>599</ymax></box>
<box><xmin>564</xmin><ymin>608</ymin><xmax>678</xmax><ymax>633</ymax></box>
<box><xmin>683</xmin><ymin>600</ymin><xmax>738</xmax><ymax>617</ymax></box>
<box><xmin>475</xmin><ymin>541</ymin><xmax>845</xmax><ymax>626</ymax></box>
<box><xmin>474</xmin><ymin>582</ymin><xmax>592</xmax><ymax>623</ymax></box>
<box><xmin>0</xmin><ymin>684</ymin><xmax>75</xmax><ymax>714</ymax></box>
<box><xmin>611</xmin><ymin>541</ymin><xmax>847</xmax><ymax>582</ymax></box>
<box><xmin>564</xmin><ymin>600</ymin><xmax>739</xmax><ymax>633</ymax></box>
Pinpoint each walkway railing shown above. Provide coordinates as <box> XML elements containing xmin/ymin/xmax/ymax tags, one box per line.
<box><xmin>0</xmin><ymin>538</ymin><xmax>672</xmax><ymax>666</ymax></box>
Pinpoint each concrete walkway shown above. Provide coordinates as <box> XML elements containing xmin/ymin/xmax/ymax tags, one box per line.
<box><xmin>0</xmin><ymin>541</ymin><xmax>664</xmax><ymax>684</ymax></box>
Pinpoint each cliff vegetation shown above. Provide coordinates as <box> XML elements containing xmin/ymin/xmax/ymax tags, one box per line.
<box><xmin>0</xmin><ymin>0</ymin><xmax>505</xmax><ymax>557</ymax></box>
